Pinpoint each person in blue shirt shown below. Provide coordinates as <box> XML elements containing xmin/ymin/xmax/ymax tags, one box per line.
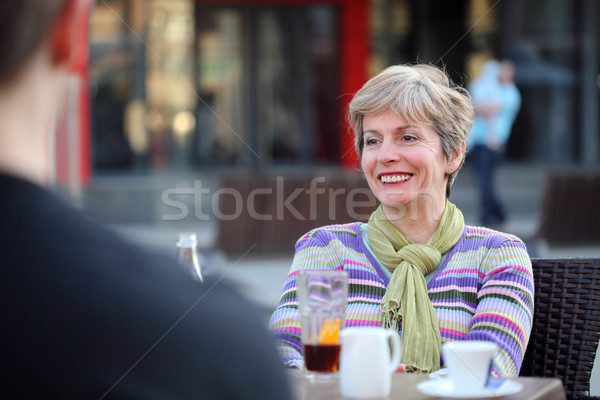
<box><xmin>468</xmin><ymin>60</ymin><xmax>521</xmax><ymax>226</ymax></box>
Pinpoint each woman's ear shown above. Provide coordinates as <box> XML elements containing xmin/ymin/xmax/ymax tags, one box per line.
<box><xmin>49</xmin><ymin>0</ymin><xmax>90</xmax><ymax>70</ymax></box>
<box><xmin>448</xmin><ymin>141</ymin><xmax>466</xmax><ymax>171</ymax></box>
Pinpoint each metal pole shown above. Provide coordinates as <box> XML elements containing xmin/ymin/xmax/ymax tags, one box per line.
<box><xmin>581</xmin><ymin>0</ymin><xmax>599</xmax><ymax>164</ymax></box>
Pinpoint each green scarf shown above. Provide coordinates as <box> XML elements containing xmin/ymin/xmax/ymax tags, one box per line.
<box><xmin>367</xmin><ymin>200</ymin><xmax>464</xmax><ymax>373</ymax></box>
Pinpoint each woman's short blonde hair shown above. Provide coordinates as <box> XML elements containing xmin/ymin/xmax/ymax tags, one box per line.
<box><xmin>348</xmin><ymin>64</ymin><xmax>474</xmax><ymax>197</ymax></box>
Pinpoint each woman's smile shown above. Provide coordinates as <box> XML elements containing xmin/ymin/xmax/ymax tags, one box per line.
<box><xmin>378</xmin><ymin>172</ymin><xmax>412</xmax><ymax>184</ymax></box>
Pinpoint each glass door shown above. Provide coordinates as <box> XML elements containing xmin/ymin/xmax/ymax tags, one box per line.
<box><xmin>193</xmin><ymin>4</ymin><xmax>340</xmax><ymax>168</ymax></box>
<box><xmin>194</xmin><ymin>7</ymin><xmax>248</xmax><ymax>165</ymax></box>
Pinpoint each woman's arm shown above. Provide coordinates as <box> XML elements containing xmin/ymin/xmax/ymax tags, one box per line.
<box><xmin>466</xmin><ymin>240</ymin><xmax>534</xmax><ymax>377</ymax></box>
<box><xmin>268</xmin><ymin>272</ymin><xmax>303</xmax><ymax>368</ymax></box>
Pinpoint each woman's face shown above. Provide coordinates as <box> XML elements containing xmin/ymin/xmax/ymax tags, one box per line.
<box><xmin>360</xmin><ymin>110</ymin><xmax>462</xmax><ymax>216</ymax></box>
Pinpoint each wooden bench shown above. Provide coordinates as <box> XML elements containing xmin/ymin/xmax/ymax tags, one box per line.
<box><xmin>215</xmin><ymin>171</ymin><xmax>377</xmax><ymax>254</ymax></box>
<box><xmin>537</xmin><ymin>171</ymin><xmax>600</xmax><ymax>246</ymax></box>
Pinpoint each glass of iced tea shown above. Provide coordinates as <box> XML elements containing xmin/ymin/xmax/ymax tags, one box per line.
<box><xmin>297</xmin><ymin>270</ymin><xmax>348</xmax><ymax>380</ymax></box>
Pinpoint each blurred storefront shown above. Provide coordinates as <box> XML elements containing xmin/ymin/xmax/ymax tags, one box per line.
<box><xmin>84</xmin><ymin>0</ymin><xmax>599</xmax><ymax>179</ymax></box>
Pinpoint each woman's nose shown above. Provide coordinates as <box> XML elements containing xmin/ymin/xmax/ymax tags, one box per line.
<box><xmin>377</xmin><ymin>142</ymin><xmax>399</xmax><ymax>164</ymax></box>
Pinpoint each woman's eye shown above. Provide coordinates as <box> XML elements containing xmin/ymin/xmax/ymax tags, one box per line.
<box><xmin>364</xmin><ymin>137</ymin><xmax>378</xmax><ymax>146</ymax></box>
<box><xmin>401</xmin><ymin>134</ymin><xmax>417</xmax><ymax>142</ymax></box>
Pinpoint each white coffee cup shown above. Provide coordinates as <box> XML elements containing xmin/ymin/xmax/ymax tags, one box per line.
<box><xmin>339</xmin><ymin>327</ymin><xmax>402</xmax><ymax>399</ymax></box>
<box><xmin>441</xmin><ymin>340</ymin><xmax>498</xmax><ymax>394</ymax></box>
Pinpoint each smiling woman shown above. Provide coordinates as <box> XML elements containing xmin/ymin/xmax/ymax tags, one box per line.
<box><xmin>269</xmin><ymin>64</ymin><xmax>534</xmax><ymax>379</ymax></box>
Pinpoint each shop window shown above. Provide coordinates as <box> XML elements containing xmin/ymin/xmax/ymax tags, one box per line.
<box><xmin>89</xmin><ymin>1</ymin><xmax>340</xmax><ymax>172</ymax></box>
<box><xmin>193</xmin><ymin>4</ymin><xmax>340</xmax><ymax>167</ymax></box>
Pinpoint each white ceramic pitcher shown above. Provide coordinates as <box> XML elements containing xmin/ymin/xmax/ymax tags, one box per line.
<box><xmin>339</xmin><ymin>327</ymin><xmax>402</xmax><ymax>399</ymax></box>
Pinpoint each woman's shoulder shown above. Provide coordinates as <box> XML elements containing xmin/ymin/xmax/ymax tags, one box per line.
<box><xmin>457</xmin><ymin>225</ymin><xmax>530</xmax><ymax>267</ymax></box>
<box><xmin>463</xmin><ymin>225</ymin><xmax>525</xmax><ymax>246</ymax></box>
<box><xmin>450</xmin><ymin>226</ymin><xmax>532</xmax><ymax>275</ymax></box>
<box><xmin>296</xmin><ymin>222</ymin><xmax>362</xmax><ymax>245</ymax></box>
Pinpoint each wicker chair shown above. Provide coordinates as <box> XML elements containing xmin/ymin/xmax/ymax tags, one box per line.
<box><xmin>520</xmin><ymin>258</ymin><xmax>600</xmax><ymax>400</ymax></box>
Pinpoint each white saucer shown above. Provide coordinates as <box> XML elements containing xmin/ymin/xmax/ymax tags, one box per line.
<box><xmin>416</xmin><ymin>378</ymin><xmax>523</xmax><ymax>398</ymax></box>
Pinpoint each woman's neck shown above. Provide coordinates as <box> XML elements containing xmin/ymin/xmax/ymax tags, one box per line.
<box><xmin>382</xmin><ymin>197</ymin><xmax>447</xmax><ymax>244</ymax></box>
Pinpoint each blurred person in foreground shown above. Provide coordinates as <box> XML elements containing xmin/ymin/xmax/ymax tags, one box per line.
<box><xmin>0</xmin><ymin>1</ymin><xmax>291</xmax><ymax>399</ymax></box>
<box><xmin>468</xmin><ymin>60</ymin><xmax>521</xmax><ymax>227</ymax></box>
<box><xmin>269</xmin><ymin>64</ymin><xmax>533</xmax><ymax>376</ymax></box>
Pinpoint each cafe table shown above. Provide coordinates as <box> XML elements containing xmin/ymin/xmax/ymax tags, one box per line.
<box><xmin>286</xmin><ymin>369</ymin><xmax>566</xmax><ymax>400</ymax></box>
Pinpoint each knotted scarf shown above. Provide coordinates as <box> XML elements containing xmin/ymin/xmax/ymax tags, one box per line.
<box><xmin>367</xmin><ymin>200</ymin><xmax>464</xmax><ymax>373</ymax></box>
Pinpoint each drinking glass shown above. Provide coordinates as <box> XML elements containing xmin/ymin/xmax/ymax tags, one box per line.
<box><xmin>297</xmin><ymin>270</ymin><xmax>348</xmax><ymax>381</ymax></box>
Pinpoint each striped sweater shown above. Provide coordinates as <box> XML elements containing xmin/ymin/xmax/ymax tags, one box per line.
<box><xmin>268</xmin><ymin>222</ymin><xmax>534</xmax><ymax>377</ymax></box>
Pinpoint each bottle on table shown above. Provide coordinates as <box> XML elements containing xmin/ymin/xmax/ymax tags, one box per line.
<box><xmin>176</xmin><ymin>232</ymin><xmax>203</xmax><ymax>282</ymax></box>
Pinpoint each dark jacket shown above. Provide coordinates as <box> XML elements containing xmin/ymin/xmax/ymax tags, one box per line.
<box><xmin>1</xmin><ymin>173</ymin><xmax>291</xmax><ymax>399</ymax></box>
